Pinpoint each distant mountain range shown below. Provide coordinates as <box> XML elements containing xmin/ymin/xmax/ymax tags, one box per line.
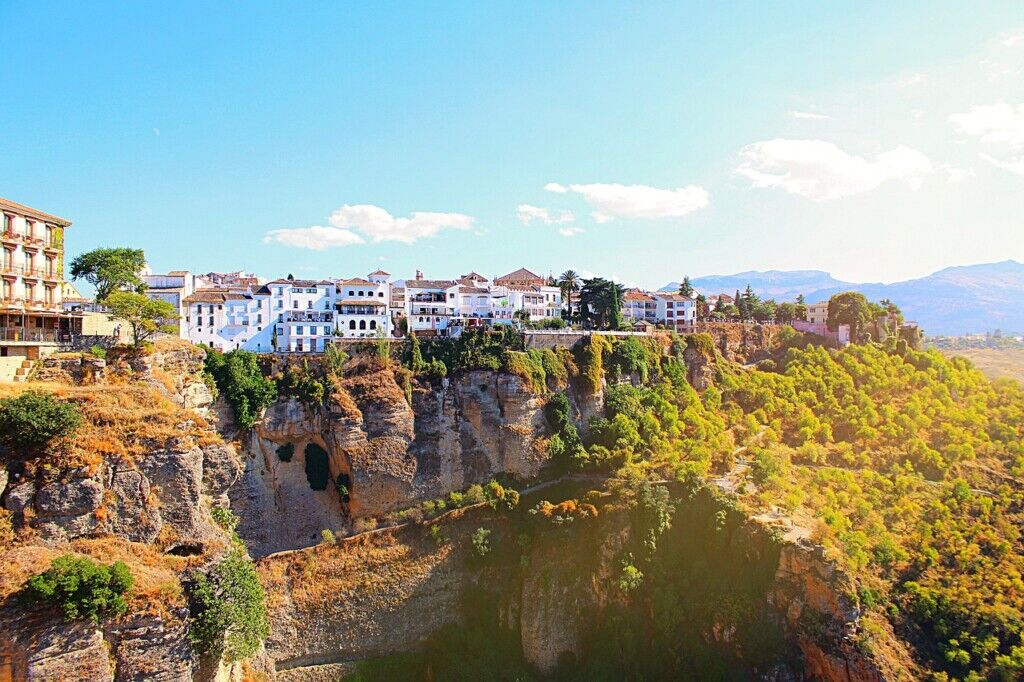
<box><xmin>660</xmin><ymin>260</ymin><xmax>1024</xmax><ymax>336</ymax></box>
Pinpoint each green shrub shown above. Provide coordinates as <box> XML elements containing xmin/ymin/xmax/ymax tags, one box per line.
<box><xmin>685</xmin><ymin>333</ymin><xmax>715</xmax><ymax>358</ymax></box>
<box><xmin>276</xmin><ymin>442</ymin><xmax>294</xmax><ymax>462</ymax></box>
<box><xmin>429</xmin><ymin>524</ymin><xmax>448</xmax><ymax>546</ymax></box>
<box><xmin>325</xmin><ymin>344</ymin><xmax>348</xmax><ymax>376</ymax></box>
<box><xmin>22</xmin><ymin>554</ymin><xmax>133</xmax><ymax>622</ymax></box>
<box><xmin>278</xmin><ymin>362</ymin><xmax>326</xmax><ymax>405</ymax></box>
<box><xmin>211</xmin><ymin>506</ymin><xmax>239</xmax><ymax>532</ymax></box>
<box><xmin>88</xmin><ymin>344</ymin><xmax>107</xmax><ymax>359</ymax></box>
<box><xmin>204</xmin><ymin>349</ymin><xmax>277</xmax><ymax>428</ymax></box>
<box><xmin>0</xmin><ymin>390</ymin><xmax>82</xmax><ymax>451</ymax></box>
<box><xmin>471</xmin><ymin>527</ymin><xmax>491</xmax><ymax>556</ymax></box>
<box><xmin>188</xmin><ymin>548</ymin><xmax>269</xmax><ymax>662</ymax></box>
<box><xmin>304</xmin><ymin>443</ymin><xmax>331</xmax><ymax>491</ymax></box>
<box><xmin>321</xmin><ymin>529</ymin><xmax>337</xmax><ymax>545</ymax></box>
<box><xmin>617</xmin><ymin>559</ymin><xmax>644</xmax><ymax>592</ymax></box>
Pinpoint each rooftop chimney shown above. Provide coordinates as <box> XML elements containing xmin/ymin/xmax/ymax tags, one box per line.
<box><xmin>415</xmin><ymin>269</ymin><xmax>423</xmax><ymax>280</ymax></box>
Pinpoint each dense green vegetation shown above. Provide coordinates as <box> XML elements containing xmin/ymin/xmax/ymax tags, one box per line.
<box><xmin>188</xmin><ymin>545</ymin><xmax>269</xmax><ymax>662</ymax></box>
<box><xmin>203</xmin><ymin>348</ymin><xmax>277</xmax><ymax>427</ymax></box>
<box><xmin>0</xmin><ymin>390</ymin><xmax>82</xmax><ymax>451</ymax></box>
<box><xmin>21</xmin><ymin>554</ymin><xmax>133</xmax><ymax>622</ymax></box>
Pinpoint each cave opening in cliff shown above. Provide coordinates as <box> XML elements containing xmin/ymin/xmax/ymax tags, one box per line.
<box><xmin>304</xmin><ymin>443</ymin><xmax>330</xmax><ymax>491</ymax></box>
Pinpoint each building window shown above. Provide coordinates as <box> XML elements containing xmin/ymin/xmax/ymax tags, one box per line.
<box><xmin>359</xmin><ymin>320</ymin><xmax>366</xmax><ymax>330</ymax></box>
<box><xmin>208</xmin><ymin>316</ymin><xmax>213</xmax><ymax>326</ymax></box>
<box><xmin>369</xmin><ymin>320</ymin><xmax>376</xmax><ymax>330</ymax></box>
<box><xmin>349</xmin><ymin>320</ymin><xmax>356</xmax><ymax>330</ymax></box>
<box><xmin>323</xmin><ymin>326</ymin><xmax>330</xmax><ymax>335</ymax></box>
<box><xmin>296</xmin><ymin>326</ymin><xmax>303</xmax><ymax>335</ymax></box>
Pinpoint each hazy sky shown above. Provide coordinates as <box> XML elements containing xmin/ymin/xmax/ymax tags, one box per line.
<box><xmin>2</xmin><ymin>2</ymin><xmax>1023</xmax><ymax>288</ymax></box>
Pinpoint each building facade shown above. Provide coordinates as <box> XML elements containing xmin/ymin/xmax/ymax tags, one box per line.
<box><xmin>1</xmin><ymin>197</ymin><xmax>73</xmax><ymax>376</ymax></box>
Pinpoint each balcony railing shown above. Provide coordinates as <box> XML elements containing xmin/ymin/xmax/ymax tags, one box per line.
<box><xmin>338</xmin><ymin>306</ymin><xmax>383</xmax><ymax>315</ymax></box>
<box><xmin>285</xmin><ymin>312</ymin><xmax>334</xmax><ymax>322</ymax></box>
<box><xmin>0</xmin><ymin>327</ymin><xmax>58</xmax><ymax>342</ymax></box>
<box><xmin>0</xmin><ymin>263</ymin><xmax>57</xmax><ymax>278</ymax></box>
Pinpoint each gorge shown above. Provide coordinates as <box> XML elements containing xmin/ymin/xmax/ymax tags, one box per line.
<box><xmin>0</xmin><ymin>325</ymin><xmax>1021</xmax><ymax>681</ymax></box>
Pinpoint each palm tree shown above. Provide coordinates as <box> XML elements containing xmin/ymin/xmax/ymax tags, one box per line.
<box><xmin>558</xmin><ymin>269</ymin><xmax>580</xmax><ymax>320</ymax></box>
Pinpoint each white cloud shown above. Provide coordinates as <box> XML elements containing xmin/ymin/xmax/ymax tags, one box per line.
<box><xmin>558</xmin><ymin>226</ymin><xmax>584</xmax><ymax>237</ymax></box>
<box><xmin>328</xmin><ymin>204</ymin><xmax>474</xmax><ymax>244</ymax></box>
<box><xmin>1001</xmin><ymin>34</ymin><xmax>1024</xmax><ymax>48</ymax></box>
<box><xmin>894</xmin><ymin>72</ymin><xmax>927</xmax><ymax>87</ymax></box>
<box><xmin>263</xmin><ymin>225</ymin><xmax>365</xmax><ymax>250</ymax></box>
<box><xmin>735</xmin><ymin>139</ymin><xmax>934</xmax><ymax>200</ymax></box>
<box><xmin>790</xmin><ymin>110</ymin><xmax>830</xmax><ymax>120</ymax></box>
<box><xmin>981</xmin><ymin>153</ymin><xmax>1024</xmax><ymax>175</ymax></box>
<box><xmin>263</xmin><ymin>204</ymin><xmax>474</xmax><ymax>249</ymax></box>
<box><xmin>545</xmin><ymin>182</ymin><xmax>709</xmax><ymax>221</ymax></box>
<box><xmin>950</xmin><ymin>103</ymin><xmax>1024</xmax><ymax>148</ymax></box>
<box><xmin>516</xmin><ymin>204</ymin><xmax>574</xmax><ymax>225</ymax></box>
<box><xmin>941</xmin><ymin>165</ymin><xmax>975</xmax><ymax>183</ymax></box>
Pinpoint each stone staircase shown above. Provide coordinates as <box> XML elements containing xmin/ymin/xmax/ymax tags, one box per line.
<box><xmin>0</xmin><ymin>357</ymin><xmax>34</xmax><ymax>383</ymax></box>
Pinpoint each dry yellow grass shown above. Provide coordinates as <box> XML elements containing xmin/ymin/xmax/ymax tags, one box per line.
<box><xmin>0</xmin><ymin>536</ymin><xmax>189</xmax><ymax>621</ymax></box>
<box><xmin>947</xmin><ymin>348</ymin><xmax>1024</xmax><ymax>384</ymax></box>
<box><xmin>1</xmin><ymin>380</ymin><xmax>219</xmax><ymax>467</ymax></box>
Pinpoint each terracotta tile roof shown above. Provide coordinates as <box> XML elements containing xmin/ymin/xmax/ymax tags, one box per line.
<box><xmin>184</xmin><ymin>289</ymin><xmax>247</xmax><ymax>304</ymax></box>
<box><xmin>338</xmin><ymin>278</ymin><xmax>374</xmax><ymax>286</ymax></box>
<box><xmin>368</xmin><ymin>269</ymin><xmax>391</xmax><ymax>276</ymax></box>
<box><xmin>405</xmin><ymin>279</ymin><xmax>456</xmax><ymax>289</ymax></box>
<box><xmin>267</xmin><ymin>279</ymin><xmax>332</xmax><ymax>287</ymax></box>
<box><xmin>167</xmin><ymin>270</ymin><xmax>190</xmax><ymax>276</ymax></box>
<box><xmin>458</xmin><ymin>286</ymin><xmax>490</xmax><ymax>294</ymax></box>
<box><xmin>495</xmin><ymin>267</ymin><xmax>542</xmax><ymax>283</ymax></box>
<box><xmin>624</xmin><ymin>289</ymin><xmax>655</xmax><ymax>301</ymax></box>
<box><xmin>0</xmin><ymin>196</ymin><xmax>72</xmax><ymax>226</ymax></box>
<box><xmin>654</xmin><ymin>292</ymin><xmax>690</xmax><ymax>302</ymax></box>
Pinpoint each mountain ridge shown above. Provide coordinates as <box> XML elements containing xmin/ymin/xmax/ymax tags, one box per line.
<box><xmin>660</xmin><ymin>260</ymin><xmax>1024</xmax><ymax>336</ymax></box>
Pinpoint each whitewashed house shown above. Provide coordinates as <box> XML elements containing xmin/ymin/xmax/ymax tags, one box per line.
<box><xmin>336</xmin><ymin>271</ymin><xmax>392</xmax><ymax>338</ymax></box>
<box><xmin>405</xmin><ymin>278</ymin><xmax>459</xmax><ymax>336</ymax></box>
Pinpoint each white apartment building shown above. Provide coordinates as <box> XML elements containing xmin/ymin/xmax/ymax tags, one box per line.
<box><xmin>405</xmin><ymin>279</ymin><xmax>459</xmax><ymax>335</ymax></box>
<box><xmin>652</xmin><ymin>292</ymin><xmax>697</xmax><ymax>332</ymax></box>
<box><xmin>266</xmin><ymin>279</ymin><xmax>336</xmax><ymax>353</ymax></box>
<box><xmin>622</xmin><ymin>289</ymin><xmax>658</xmax><ymax>324</ymax></box>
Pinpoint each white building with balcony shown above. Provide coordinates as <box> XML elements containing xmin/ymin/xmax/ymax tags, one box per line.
<box><xmin>336</xmin><ymin>271</ymin><xmax>391</xmax><ymax>338</ymax></box>
<box><xmin>1</xmin><ymin>197</ymin><xmax>73</xmax><ymax>377</ymax></box>
<box><xmin>405</xmin><ymin>279</ymin><xmax>459</xmax><ymax>336</ymax></box>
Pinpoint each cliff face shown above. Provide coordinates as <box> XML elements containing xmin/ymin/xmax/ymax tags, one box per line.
<box><xmin>0</xmin><ymin>341</ymin><xmax>255</xmax><ymax>682</ymax></box>
<box><xmin>235</xmin><ymin>364</ymin><xmax>550</xmax><ymax>557</ymax></box>
<box><xmin>701</xmin><ymin>322</ymin><xmax>781</xmax><ymax>363</ymax></box>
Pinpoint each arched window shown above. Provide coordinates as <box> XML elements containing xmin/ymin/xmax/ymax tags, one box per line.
<box><xmin>369</xmin><ymin>320</ymin><xmax>377</xmax><ymax>330</ymax></box>
<box><xmin>349</xmin><ymin>320</ymin><xmax>356</xmax><ymax>330</ymax></box>
<box><xmin>359</xmin><ymin>320</ymin><xmax>366</xmax><ymax>330</ymax></box>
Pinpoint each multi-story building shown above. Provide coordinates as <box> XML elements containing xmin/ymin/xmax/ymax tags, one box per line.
<box><xmin>405</xmin><ymin>278</ymin><xmax>459</xmax><ymax>336</ymax></box>
<box><xmin>652</xmin><ymin>292</ymin><xmax>696</xmax><ymax>332</ymax></box>
<box><xmin>1</xmin><ymin>197</ymin><xmax>73</xmax><ymax>376</ymax></box>
<box><xmin>266</xmin><ymin>279</ymin><xmax>336</xmax><ymax>353</ymax></box>
<box><xmin>335</xmin><ymin>271</ymin><xmax>391</xmax><ymax>338</ymax></box>
<box><xmin>622</xmin><ymin>289</ymin><xmax>658</xmax><ymax>324</ymax></box>
<box><xmin>805</xmin><ymin>302</ymin><xmax>829</xmax><ymax>326</ymax></box>
<box><xmin>143</xmin><ymin>270</ymin><xmax>196</xmax><ymax>337</ymax></box>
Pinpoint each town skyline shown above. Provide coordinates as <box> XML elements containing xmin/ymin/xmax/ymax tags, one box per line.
<box><xmin>3</xmin><ymin>3</ymin><xmax>1024</xmax><ymax>288</ymax></box>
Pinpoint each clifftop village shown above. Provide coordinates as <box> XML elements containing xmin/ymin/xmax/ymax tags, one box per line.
<box><xmin>0</xmin><ymin>196</ymin><xmax>914</xmax><ymax>381</ymax></box>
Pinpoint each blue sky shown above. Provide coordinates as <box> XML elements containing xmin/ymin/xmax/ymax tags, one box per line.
<box><xmin>2</xmin><ymin>2</ymin><xmax>1023</xmax><ymax>290</ymax></box>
